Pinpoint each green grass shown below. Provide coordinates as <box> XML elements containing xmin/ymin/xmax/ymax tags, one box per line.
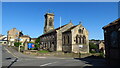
<box><xmin>38</xmin><ymin>50</ymin><xmax>49</xmax><ymax>53</ymax></box>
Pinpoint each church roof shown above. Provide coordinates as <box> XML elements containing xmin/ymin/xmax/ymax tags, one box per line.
<box><xmin>63</xmin><ymin>24</ymin><xmax>83</xmax><ymax>33</ymax></box>
<box><xmin>40</xmin><ymin>23</ymin><xmax>71</xmax><ymax>37</ymax></box>
<box><xmin>102</xmin><ymin>18</ymin><xmax>120</xmax><ymax>29</ymax></box>
<box><xmin>64</xmin><ymin>25</ymin><xmax>77</xmax><ymax>32</ymax></box>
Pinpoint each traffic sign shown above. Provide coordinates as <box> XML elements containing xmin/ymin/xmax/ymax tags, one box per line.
<box><xmin>28</xmin><ymin>43</ymin><xmax>35</xmax><ymax>48</ymax></box>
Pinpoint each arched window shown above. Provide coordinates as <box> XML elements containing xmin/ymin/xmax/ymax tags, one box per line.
<box><xmin>78</xmin><ymin>29</ymin><xmax>82</xmax><ymax>33</ymax></box>
<box><xmin>82</xmin><ymin>28</ymin><xmax>84</xmax><ymax>33</ymax></box>
<box><xmin>49</xmin><ymin>17</ymin><xmax>53</xmax><ymax>26</ymax></box>
<box><xmin>79</xmin><ymin>35</ymin><xmax>82</xmax><ymax>44</ymax></box>
<box><xmin>63</xmin><ymin>36</ymin><xmax>65</xmax><ymax>44</ymax></box>
<box><xmin>78</xmin><ymin>29</ymin><xmax>84</xmax><ymax>34</ymax></box>
<box><xmin>68</xmin><ymin>35</ymin><xmax>69</xmax><ymax>44</ymax></box>
<box><xmin>76</xmin><ymin>35</ymin><xmax>78</xmax><ymax>44</ymax></box>
<box><xmin>83</xmin><ymin>36</ymin><xmax>86</xmax><ymax>44</ymax></box>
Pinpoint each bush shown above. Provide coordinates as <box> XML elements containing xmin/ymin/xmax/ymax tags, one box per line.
<box><xmin>90</xmin><ymin>50</ymin><xmax>97</xmax><ymax>53</ymax></box>
<box><xmin>89</xmin><ymin>42</ymin><xmax>98</xmax><ymax>53</ymax></box>
<box><xmin>89</xmin><ymin>43</ymin><xmax>98</xmax><ymax>49</ymax></box>
<box><xmin>14</xmin><ymin>42</ymin><xmax>21</xmax><ymax>47</ymax></box>
<box><xmin>99</xmin><ymin>53</ymin><xmax>104</xmax><ymax>58</ymax></box>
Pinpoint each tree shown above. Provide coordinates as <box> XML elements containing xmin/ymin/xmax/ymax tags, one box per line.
<box><xmin>35</xmin><ymin>36</ymin><xmax>40</xmax><ymax>50</ymax></box>
<box><xmin>14</xmin><ymin>42</ymin><xmax>21</xmax><ymax>47</ymax></box>
<box><xmin>89</xmin><ymin>42</ymin><xmax>98</xmax><ymax>53</ymax></box>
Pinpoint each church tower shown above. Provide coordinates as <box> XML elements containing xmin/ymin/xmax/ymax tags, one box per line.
<box><xmin>44</xmin><ymin>13</ymin><xmax>54</xmax><ymax>33</ymax></box>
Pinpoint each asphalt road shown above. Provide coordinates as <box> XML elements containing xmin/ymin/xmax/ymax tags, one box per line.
<box><xmin>2</xmin><ymin>45</ymin><xmax>106</xmax><ymax>67</ymax></box>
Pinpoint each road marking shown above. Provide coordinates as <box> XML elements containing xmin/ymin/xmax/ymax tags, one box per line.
<box><xmin>66</xmin><ymin>60</ymin><xmax>80</xmax><ymax>61</ymax></box>
<box><xmin>4</xmin><ymin>47</ymin><xmax>19</xmax><ymax>58</ymax></box>
<box><xmin>36</xmin><ymin>57</ymin><xmax>46</xmax><ymax>58</ymax></box>
<box><xmin>40</xmin><ymin>62</ymin><xmax>57</xmax><ymax>66</ymax></box>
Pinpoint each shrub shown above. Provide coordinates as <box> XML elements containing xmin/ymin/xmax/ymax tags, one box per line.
<box><xmin>99</xmin><ymin>53</ymin><xmax>104</xmax><ymax>58</ymax></box>
<box><xmin>89</xmin><ymin>42</ymin><xmax>98</xmax><ymax>53</ymax></box>
<box><xmin>14</xmin><ymin>42</ymin><xmax>21</xmax><ymax>47</ymax></box>
<box><xmin>90</xmin><ymin>50</ymin><xmax>97</xmax><ymax>53</ymax></box>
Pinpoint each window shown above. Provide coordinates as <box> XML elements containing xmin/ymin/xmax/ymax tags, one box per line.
<box><xmin>16</xmin><ymin>32</ymin><xmax>18</xmax><ymax>35</ymax></box>
<box><xmin>76</xmin><ymin>35</ymin><xmax>78</xmax><ymax>44</ymax></box>
<box><xmin>110</xmin><ymin>31</ymin><xmax>118</xmax><ymax>47</ymax></box>
<box><xmin>49</xmin><ymin>17</ymin><xmax>53</xmax><ymax>26</ymax></box>
<box><xmin>83</xmin><ymin>36</ymin><xmax>86</xmax><ymax>44</ymax></box>
<box><xmin>79</xmin><ymin>36</ymin><xmax>81</xmax><ymax>44</ymax></box>
<box><xmin>78</xmin><ymin>29</ymin><xmax>83</xmax><ymax>34</ymax></box>
<box><xmin>68</xmin><ymin>36</ymin><xmax>69</xmax><ymax>44</ymax></box>
<box><xmin>78</xmin><ymin>29</ymin><xmax>82</xmax><ymax>33</ymax></box>
<box><xmin>63</xmin><ymin>36</ymin><xmax>65</xmax><ymax>44</ymax></box>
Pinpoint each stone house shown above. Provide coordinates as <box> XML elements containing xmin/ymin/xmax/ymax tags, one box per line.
<box><xmin>19</xmin><ymin>35</ymin><xmax>31</xmax><ymax>45</ymax></box>
<box><xmin>102</xmin><ymin>18</ymin><xmax>120</xmax><ymax>65</ymax></box>
<box><xmin>30</xmin><ymin>38</ymin><xmax>37</xmax><ymax>43</ymax></box>
<box><xmin>7</xmin><ymin>28</ymin><xmax>23</xmax><ymax>46</ymax></box>
<box><xmin>99</xmin><ymin>41</ymin><xmax>105</xmax><ymax>53</ymax></box>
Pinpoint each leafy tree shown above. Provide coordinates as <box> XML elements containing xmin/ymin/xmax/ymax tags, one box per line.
<box><xmin>91</xmin><ymin>39</ymin><xmax>95</xmax><ymax>41</ymax></box>
<box><xmin>89</xmin><ymin>43</ymin><xmax>98</xmax><ymax>49</ymax></box>
<box><xmin>35</xmin><ymin>37</ymin><xmax>40</xmax><ymax>49</ymax></box>
<box><xmin>89</xmin><ymin>42</ymin><xmax>98</xmax><ymax>53</ymax></box>
<box><xmin>35</xmin><ymin>36</ymin><xmax>40</xmax><ymax>44</ymax></box>
<box><xmin>14</xmin><ymin>42</ymin><xmax>21</xmax><ymax>47</ymax></box>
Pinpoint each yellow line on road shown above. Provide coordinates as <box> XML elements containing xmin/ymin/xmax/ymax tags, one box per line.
<box><xmin>4</xmin><ymin>47</ymin><xmax>19</xmax><ymax>58</ymax></box>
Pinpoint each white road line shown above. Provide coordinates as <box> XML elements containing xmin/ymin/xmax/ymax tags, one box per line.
<box><xmin>4</xmin><ymin>47</ymin><xmax>18</xmax><ymax>58</ymax></box>
<box><xmin>40</xmin><ymin>62</ymin><xmax>57</xmax><ymax>66</ymax></box>
<box><xmin>36</xmin><ymin>57</ymin><xmax>46</xmax><ymax>58</ymax></box>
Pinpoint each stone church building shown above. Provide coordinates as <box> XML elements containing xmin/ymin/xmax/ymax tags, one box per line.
<box><xmin>40</xmin><ymin>13</ymin><xmax>89</xmax><ymax>53</ymax></box>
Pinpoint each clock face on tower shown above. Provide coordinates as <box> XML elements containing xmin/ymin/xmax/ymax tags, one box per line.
<box><xmin>49</xmin><ymin>17</ymin><xmax>53</xmax><ymax>26</ymax></box>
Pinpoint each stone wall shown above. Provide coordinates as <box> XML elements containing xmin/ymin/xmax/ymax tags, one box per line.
<box><xmin>56</xmin><ymin>23</ymin><xmax>73</xmax><ymax>51</ymax></box>
<box><xmin>71</xmin><ymin>24</ymin><xmax>89</xmax><ymax>53</ymax></box>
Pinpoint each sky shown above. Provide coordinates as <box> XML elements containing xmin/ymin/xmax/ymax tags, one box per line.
<box><xmin>2</xmin><ymin>2</ymin><xmax>118</xmax><ymax>40</ymax></box>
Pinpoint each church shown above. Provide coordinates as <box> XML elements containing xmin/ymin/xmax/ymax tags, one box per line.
<box><xmin>39</xmin><ymin>12</ymin><xmax>89</xmax><ymax>53</ymax></box>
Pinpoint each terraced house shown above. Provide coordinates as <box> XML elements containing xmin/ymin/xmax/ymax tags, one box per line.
<box><xmin>40</xmin><ymin>13</ymin><xmax>89</xmax><ymax>53</ymax></box>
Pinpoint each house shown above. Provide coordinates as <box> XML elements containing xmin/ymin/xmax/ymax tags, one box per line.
<box><xmin>19</xmin><ymin>35</ymin><xmax>31</xmax><ymax>45</ymax></box>
<box><xmin>30</xmin><ymin>38</ymin><xmax>37</xmax><ymax>43</ymax></box>
<box><xmin>7</xmin><ymin>28</ymin><xmax>23</xmax><ymax>46</ymax></box>
<box><xmin>0</xmin><ymin>35</ymin><xmax>7</xmax><ymax>45</ymax></box>
<box><xmin>102</xmin><ymin>18</ymin><xmax>120</xmax><ymax>66</ymax></box>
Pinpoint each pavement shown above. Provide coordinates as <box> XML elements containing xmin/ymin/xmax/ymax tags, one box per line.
<box><xmin>1</xmin><ymin>45</ymin><xmax>107</xmax><ymax>68</ymax></box>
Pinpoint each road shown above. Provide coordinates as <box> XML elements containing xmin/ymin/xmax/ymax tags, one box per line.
<box><xmin>1</xmin><ymin>45</ymin><xmax>106</xmax><ymax>67</ymax></box>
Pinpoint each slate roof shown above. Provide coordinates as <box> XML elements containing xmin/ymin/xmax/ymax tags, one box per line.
<box><xmin>102</xmin><ymin>18</ymin><xmax>120</xmax><ymax>29</ymax></box>
<box><xmin>40</xmin><ymin>23</ymin><xmax>71</xmax><ymax>37</ymax></box>
<box><xmin>66</xmin><ymin>25</ymin><xmax>77</xmax><ymax>31</ymax></box>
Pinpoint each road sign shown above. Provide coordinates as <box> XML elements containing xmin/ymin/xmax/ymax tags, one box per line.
<box><xmin>32</xmin><ymin>44</ymin><xmax>34</xmax><ymax>48</ymax></box>
<box><xmin>28</xmin><ymin>43</ymin><xmax>35</xmax><ymax>49</ymax></box>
